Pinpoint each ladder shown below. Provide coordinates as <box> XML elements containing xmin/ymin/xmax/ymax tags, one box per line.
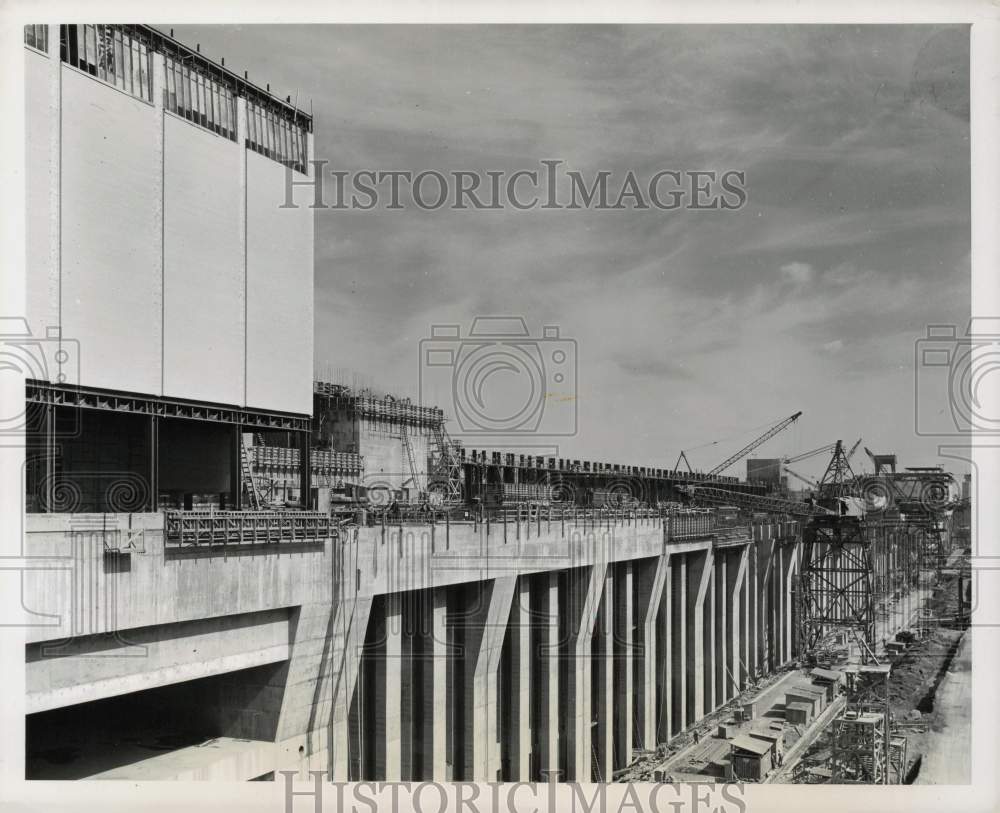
<box><xmin>400</xmin><ymin>425</ymin><xmax>422</xmax><ymax>495</ymax></box>
<box><xmin>240</xmin><ymin>437</ymin><xmax>263</xmax><ymax>509</ymax></box>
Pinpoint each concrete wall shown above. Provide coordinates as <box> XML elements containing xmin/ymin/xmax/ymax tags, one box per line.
<box><xmin>24</xmin><ymin>36</ymin><xmax>314</xmax><ymax>416</ymax></box>
<box><xmin>22</xmin><ymin>511</ymin><xmax>801</xmax><ymax>781</ymax></box>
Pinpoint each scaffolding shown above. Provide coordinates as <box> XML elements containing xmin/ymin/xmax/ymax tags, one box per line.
<box><xmin>830</xmin><ymin>665</ymin><xmax>902</xmax><ymax>784</ymax></box>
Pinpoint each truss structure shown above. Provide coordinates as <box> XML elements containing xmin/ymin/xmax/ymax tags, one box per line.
<box><xmin>797</xmin><ymin>514</ymin><xmax>878</xmax><ymax>662</ymax></box>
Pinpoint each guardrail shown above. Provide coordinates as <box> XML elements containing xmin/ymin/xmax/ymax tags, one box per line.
<box><xmin>164</xmin><ymin>510</ymin><xmax>333</xmax><ymax>548</ymax></box>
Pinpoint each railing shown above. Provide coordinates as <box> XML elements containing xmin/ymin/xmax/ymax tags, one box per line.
<box><xmin>164</xmin><ymin>510</ymin><xmax>332</xmax><ymax>548</ymax></box>
<box><xmin>356</xmin><ymin>503</ymin><xmax>739</xmax><ymax>535</ymax></box>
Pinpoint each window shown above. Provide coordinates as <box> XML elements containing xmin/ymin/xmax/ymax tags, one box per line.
<box><xmin>59</xmin><ymin>24</ymin><xmax>152</xmax><ymax>103</ymax></box>
<box><xmin>24</xmin><ymin>24</ymin><xmax>48</xmax><ymax>52</ymax></box>
<box><xmin>164</xmin><ymin>54</ymin><xmax>237</xmax><ymax>141</ymax></box>
<box><xmin>246</xmin><ymin>99</ymin><xmax>308</xmax><ymax>174</ymax></box>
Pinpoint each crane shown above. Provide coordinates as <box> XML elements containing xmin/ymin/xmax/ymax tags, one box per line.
<box><xmin>684</xmin><ymin>485</ymin><xmax>827</xmax><ymax>517</ymax></box>
<box><xmin>783</xmin><ymin>442</ymin><xmax>836</xmax><ymax>465</ymax></box>
<box><xmin>845</xmin><ymin>438</ymin><xmax>862</xmax><ymax>464</ymax></box>
<box><xmin>706</xmin><ymin>411</ymin><xmax>802</xmax><ymax>478</ymax></box>
<box><xmin>784</xmin><ymin>466</ymin><xmax>818</xmax><ymax>489</ymax></box>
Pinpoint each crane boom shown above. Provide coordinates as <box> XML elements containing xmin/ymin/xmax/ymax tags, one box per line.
<box><xmin>707</xmin><ymin>411</ymin><xmax>802</xmax><ymax>477</ymax></box>
<box><xmin>845</xmin><ymin>437</ymin><xmax>862</xmax><ymax>462</ymax></box>
<box><xmin>784</xmin><ymin>466</ymin><xmax>818</xmax><ymax>489</ymax></box>
<box><xmin>685</xmin><ymin>485</ymin><xmax>826</xmax><ymax>517</ymax></box>
<box><xmin>784</xmin><ymin>442</ymin><xmax>836</xmax><ymax>465</ymax></box>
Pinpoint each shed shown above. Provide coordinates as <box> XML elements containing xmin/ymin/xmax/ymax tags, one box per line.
<box><xmin>785</xmin><ymin>701</ymin><xmax>812</xmax><ymax>725</ymax></box>
<box><xmin>749</xmin><ymin>724</ymin><xmax>784</xmax><ymax>757</ymax></box>
<box><xmin>730</xmin><ymin>735</ymin><xmax>773</xmax><ymax>782</ymax></box>
<box><xmin>785</xmin><ymin>688</ymin><xmax>824</xmax><ymax>716</ymax></box>
<box><xmin>810</xmin><ymin>667</ymin><xmax>843</xmax><ymax>701</ymax></box>
<box><xmin>718</xmin><ymin>721</ymin><xmax>739</xmax><ymax>739</ymax></box>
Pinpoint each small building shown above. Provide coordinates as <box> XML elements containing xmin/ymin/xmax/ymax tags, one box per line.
<box><xmin>742</xmin><ymin>700</ymin><xmax>758</xmax><ymax>720</ymax></box>
<box><xmin>730</xmin><ymin>735</ymin><xmax>774</xmax><ymax>782</ymax></box>
<box><xmin>749</xmin><ymin>723</ymin><xmax>785</xmax><ymax>758</ymax></box>
<box><xmin>810</xmin><ymin>667</ymin><xmax>844</xmax><ymax>701</ymax></box>
<box><xmin>786</xmin><ymin>687</ymin><xmax>825</xmax><ymax>717</ymax></box>
<box><xmin>785</xmin><ymin>701</ymin><xmax>813</xmax><ymax>725</ymax></box>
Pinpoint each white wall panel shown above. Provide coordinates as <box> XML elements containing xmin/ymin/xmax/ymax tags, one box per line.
<box><xmin>25</xmin><ymin>48</ymin><xmax>57</xmax><ymax>340</ymax></box>
<box><xmin>60</xmin><ymin>67</ymin><xmax>160</xmax><ymax>394</ymax></box>
<box><xmin>246</xmin><ymin>151</ymin><xmax>313</xmax><ymax>415</ymax></box>
<box><xmin>163</xmin><ymin>115</ymin><xmax>243</xmax><ymax>405</ymax></box>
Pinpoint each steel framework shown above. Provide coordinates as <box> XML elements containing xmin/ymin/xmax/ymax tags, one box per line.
<box><xmin>798</xmin><ymin>515</ymin><xmax>879</xmax><ymax>662</ymax></box>
<box><xmin>831</xmin><ymin>665</ymin><xmax>897</xmax><ymax>784</ymax></box>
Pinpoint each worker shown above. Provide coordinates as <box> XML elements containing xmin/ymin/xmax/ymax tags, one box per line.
<box><xmin>693</xmin><ymin>730</ymin><xmax>700</xmax><ymax>745</ymax></box>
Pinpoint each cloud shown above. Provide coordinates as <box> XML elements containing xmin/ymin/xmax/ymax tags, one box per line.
<box><xmin>781</xmin><ymin>261</ymin><xmax>814</xmax><ymax>284</ymax></box>
<box><xmin>173</xmin><ymin>23</ymin><xmax>970</xmax><ymax>469</ymax></box>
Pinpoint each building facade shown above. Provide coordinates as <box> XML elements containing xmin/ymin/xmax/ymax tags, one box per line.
<box><xmin>24</xmin><ymin>24</ymin><xmax>315</xmax><ymax>512</ymax></box>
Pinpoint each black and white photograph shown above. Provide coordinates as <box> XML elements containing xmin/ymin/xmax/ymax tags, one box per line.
<box><xmin>1</xmin><ymin>4</ymin><xmax>998</xmax><ymax>812</ymax></box>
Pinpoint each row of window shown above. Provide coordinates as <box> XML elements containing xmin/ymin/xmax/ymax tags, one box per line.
<box><xmin>24</xmin><ymin>24</ymin><xmax>47</xmax><ymax>52</ymax></box>
<box><xmin>60</xmin><ymin>24</ymin><xmax>154</xmax><ymax>103</ymax></box>
<box><xmin>247</xmin><ymin>99</ymin><xmax>308</xmax><ymax>174</ymax></box>
<box><xmin>165</xmin><ymin>54</ymin><xmax>238</xmax><ymax>142</ymax></box>
<box><xmin>26</xmin><ymin>24</ymin><xmax>308</xmax><ymax>172</ymax></box>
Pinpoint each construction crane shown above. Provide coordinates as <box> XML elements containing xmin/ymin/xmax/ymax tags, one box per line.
<box><xmin>783</xmin><ymin>442</ymin><xmax>836</xmax><ymax>465</ymax></box>
<box><xmin>846</xmin><ymin>438</ymin><xmax>862</xmax><ymax>461</ymax></box>
<box><xmin>784</xmin><ymin>466</ymin><xmax>818</xmax><ymax>490</ymax></box>
<box><xmin>706</xmin><ymin>411</ymin><xmax>802</xmax><ymax>478</ymax></box>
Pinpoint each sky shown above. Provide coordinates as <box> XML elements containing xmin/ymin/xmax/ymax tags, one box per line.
<box><xmin>176</xmin><ymin>24</ymin><xmax>970</xmax><ymax>480</ymax></box>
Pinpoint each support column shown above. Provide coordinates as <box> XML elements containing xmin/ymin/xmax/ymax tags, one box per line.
<box><xmin>382</xmin><ymin>594</ymin><xmax>403</xmax><ymax>780</ymax></box>
<box><xmin>532</xmin><ymin>572</ymin><xmax>560</xmax><ymax>781</ymax></box>
<box><xmin>758</xmin><ymin>537</ymin><xmax>776</xmax><ymax>673</ymax></box>
<box><xmin>431</xmin><ymin>588</ymin><xmax>448</xmax><ymax>780</ymax></box>
<box><xmin>672</xmin><ymin>555</ymin><xmax>686</xmax><ymax>733</ymax></box>
<box><xmin>331</xmin><ymin>597</ymin><xmax>373</xmax><ymax>781</ymax></box>
<box><xmin>463</xmin><ymin>577</ymin><xmax>516</xmax><ymax>781</ymax></box>
<box><xmin>732</xmin><ymin>546</ymin><xmax>749</xmax><ymax>693</ymax></box>
<box><xmin>564</xmin><ymin>564</ymin><xmax>607</xmax><ymax>781</ymax></box>
<box><xmin>614</xmin><ymin>561</ymin><xmax>635</xmax><ymax>768</ymax></box>
<box><xmin>688</xmin><ymin>547</ymin><xmax>714</xmax><ymax>724</ymax></box>
<box><xmin>712</xmin><ymin>552</ymin><xmax>724</xmax><ymax>709</ymax></box>
<box><xmin>635</xmin><ymin>554</ymin><xmax>668</xmax><ymax>750</ymax></box>
<box><xmin>594</xmin><ymin>568</ymin><xmax>614</xmax><ymax>781</ymax></box>
<box><xmin>784</xmin><ymin>543</ymin><xmax>798</xmax><ymax>663</ymax></box>
<box><xmin>506</xmin><ymin>577</ymin><xmax>532</xmax><ymax>780</ymax></box>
